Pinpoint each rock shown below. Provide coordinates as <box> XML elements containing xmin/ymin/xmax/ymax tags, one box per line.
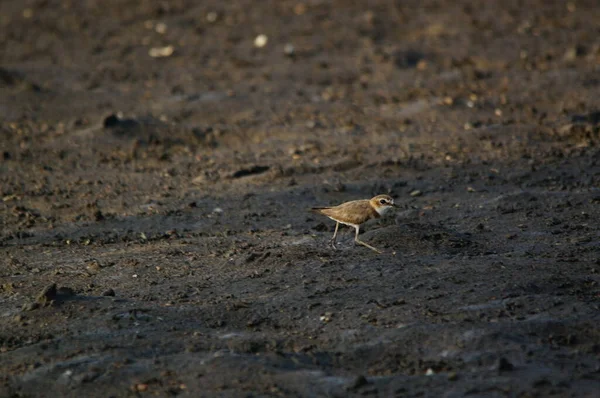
<box><xmin>254</xmin><ymin>34</ymin><xmax>268</xmax><ymax>48</ymax></box>
<box><xmin>206</xmin><ymin>11</ymin><xmax>218</xmax><ymax>23</ymax></box>
<box><xmin>94</xmin><ymin>210</ymin><xmax>105</xmax><ymax>221</ymax></box>
<box><xmin>346</xmin><ymin>375</ymin><xmax>369</xmax><ymax>391</ymax></box>
<box><xmin>571</xmin><ymin>111</ymin><xmax>600</xmax><ymax>125</ymax></box>
<box><xmin>102</xmin><ymin>288</ymin><xmax>116</xmax><ymax>297</ymax></box>
<box><xmin>149</xmin><ymin>45</ymin><xmax>175</xmax><ymax>58</ymax></box>
<box><xmin>497</xmin><ymin>357</ymin><xmax>514</xmax><ymax>372</ymax></box>
<box><xmin>246</xmin><ymin>315</ymin><xmax>264</xmax><ymax>327</ymax></box>
<box><xmin>86</xmin><ymin>261</ymin><xmax>101</xmax><ymax>273</ymax></box>
<box><xmin>230</xmin><ymin>166</ymin><xmax>270</xmax><ymax>179</ymax></box>
<box><xmin>284</xmin><ymin>43</ymin><xmax>295</xmax><ymax>56</ymax></box>
<box><xmin>410</xmin><ymin>190</ymin><xmax>422</xmax><ymax>197</ymax></box>
<box><xmin>0</xmin><ymin>67</ymin><xmax>24</xmax><ymax>86</ymax></box>
<box><xmin>395</xmin><ymin>209</ymin><xmax>419</xmax><ymax>221</ymax></box>
<box><xmin>103</xmin><ymin>113</ymin><xmax>141</xmax><ymax>129</ymax></box>
<box><xmin>245</xmin><ymin>252</ymin><xmax>260</xmax><ymax>263</ymax></box>
<box><xmin>394</xmin><ymin>50</ymin><xmax>425</xmax><ymax>69</ymax></box>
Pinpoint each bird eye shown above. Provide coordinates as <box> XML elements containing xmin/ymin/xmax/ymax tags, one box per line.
<box><xmin>380</xmin><ymin>199</ymin><xmax>386</xmax><ymax>204</ymax></box>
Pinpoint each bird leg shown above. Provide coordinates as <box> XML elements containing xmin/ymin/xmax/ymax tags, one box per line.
<box><xmin>329</xmin><ymin>222</ymin><xmax>340</xmax><ymax>250</ymax></box>
<box><xmin>354</xmin><ymin>225</ymin><xmax>381</xmax><ymax>254</ymax></box>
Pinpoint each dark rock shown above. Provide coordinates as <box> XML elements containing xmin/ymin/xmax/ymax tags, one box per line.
<box><xmin>346</xmin><ymin>375</ymin><xmax>369</xmax><ymax>391</ymax></box>
<box><xmin>103</xmin><ymin>114</ymin><xmax>141</xmax><ymax>133</ymax></box>
<box><xmin>0</xmin><ymin>67</ymin><xmax>24</xmax><ymax>86</ymax></box>
<box><xmin>102</xmin><ymin>288</ymin><xmax>116</xmax><ymax>297</ymax></box>
<box><xmin>571</xmin><ymin>111</ymin><xmax>600</xmax><ymax>125</ymax></box>
<box><xmin>94</xmin><ymin>210</ymin><xmax>105</xmax><ymax>221</ymax></box>
<box><xmin>246</xmin><ymin>315</ymin><xmax>264</xmax><ymax>327</ymax></box>
<box><xmin>231</xmin><ymin>166</ymin><xmax>270</xmax><ymax>179</ymax></box>
<box><xmin>394</xmin><ymin>50</ymin><xmax>425</xmax><ymax>69</ymax></box>
<box><xmin>497</xmin><ymin>357</ymin><xmax>514</xmax><ymax>372</ymax></box>
<box><xmin>245</xmin><ymin>252</ymin><xmax>260</xmax><ymax>263</ymax></box>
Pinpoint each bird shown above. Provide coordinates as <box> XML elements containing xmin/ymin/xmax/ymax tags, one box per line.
<box><xmin>311</xmin><ymin>194</ymin><xmax>398</xmax><ymax>253</ymax></box>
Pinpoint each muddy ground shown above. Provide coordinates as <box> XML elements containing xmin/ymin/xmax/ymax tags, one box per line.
<box><xmin>1</xmin><ymin>0</ymin><xmax>600</xmax><ymax>396</ymax></box>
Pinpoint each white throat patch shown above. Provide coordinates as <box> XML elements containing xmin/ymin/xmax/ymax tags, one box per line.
<box><xmin>376</xmin><ymin>205</ymin><xmax>392</xmax><ymax>216</ymax></box>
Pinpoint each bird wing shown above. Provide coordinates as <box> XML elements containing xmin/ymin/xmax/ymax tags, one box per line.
<box><xmin>313</xmin><ymin>199</ymin><xmax>378</xmax><ymax>225</ymax></box>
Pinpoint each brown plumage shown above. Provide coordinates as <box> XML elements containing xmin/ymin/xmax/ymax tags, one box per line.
<box><xmin>311</xmin><ymin>194</ymin><xmax>397</xmax><ymax>253</ymax></box>
<box><xmin>312</xmin><ymin>199</ymin><xmax>380</xmax><ymax>225</ymax></box>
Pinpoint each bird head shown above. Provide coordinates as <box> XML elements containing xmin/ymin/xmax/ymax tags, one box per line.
<box><xmin>370</xmin><ymin>194</ymin><xmax>397</xmax><ymax>215</ymax></box>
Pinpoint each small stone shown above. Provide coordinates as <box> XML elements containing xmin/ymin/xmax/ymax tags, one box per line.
<box><xmin>155</xmin><ymin>22</ymin><xmax>167</xmax><ymax>34</ymax></box>
<box><xmin>246</xmin><ymin>315</ymin><xmax>264</xmax><ymax>327</ymax></box>
<box><xmin>254</xmin><ymin>34</ymin><xmax>268</xmax><ymax>48</ymax></box>
<box><xmin>425</xmin><ymin>368</ymin><xmax>435</xmax><ymax>376</ymax></box>
<box><xmin>447</xmin><ymin>372</ymin><xmax>458</xmax><ymax>381</ymax></box>
<box><xmin>149</xmin><ymin>45</ymin><xmax>174</xmax><ymax>58</ymax></box>
<box><xmin>319</xmin><ymin>312</ymin><xmax>333</xmax><ymax>323</ymax></box>
<box><xmin>86</xmin><ymin>261</ymin><xmax>101</xmax><ymax>273</ymax></box>
<box><xmin>284</xmin><ymin>43</ymin><xmax>295</xmax><ymax>56</ymax></box>
<box><xmin>206</xmin><ymin>11</ymin><xmax>218</xmax><ymax>23</ymax></box>
<box><xmin>410</xmin><ymin>190</ymin><xmax>422</xmax><ymax>197</ymax></box>
<box><xmin>135</xmin><ymin>383</ymin><xmax>148</xmax><ymax>392</ymax></box>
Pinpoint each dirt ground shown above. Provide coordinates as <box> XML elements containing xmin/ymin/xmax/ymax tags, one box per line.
<box><xmin>1</xmin><ymin>0</ymin><xmax>600</xmax><ymax>396</ymax></box>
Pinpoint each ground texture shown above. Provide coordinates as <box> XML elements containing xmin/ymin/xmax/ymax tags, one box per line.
<box><xmin>1</xmin><ymin>0</ymin><xmax>600</xmax><ymax>397</ymax></box>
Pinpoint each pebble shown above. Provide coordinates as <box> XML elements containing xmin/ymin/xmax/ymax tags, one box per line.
<box><xmin>149</xmin><ymin>45</ymin><xmax>174</xmax><ymax>58</ymax></box>
<box><xmin>206</xmin><ymin>11</ymin><xmax>218</xmax><ymax>23</ymax></box>
<box><xmin>155</xmin><ymin>22</ymin><xmax>167</xmax><ymax>34</ymax></box>
<box><xmin>410</xmin><ymin>190</ymin><xmax>422</xmax><ymax>197</ymax></box>
<box><xmin>284</xmin><ymin>43</ymin><xmax>295</xmax><ymax>56</ymax></box>
<box><xmin>319</xmin><ymin>312</ymin><xmax>333</xmax><ymax>323</ymax></box>
<box><xmin>254</xmin><ymin>34</ymin><xmax>268</xmax><ymax>48</ymax></box>
<box><xmin>102</xmin><ymin>288</ymin><xmax>116</xmax><ymax>297</ymax></box>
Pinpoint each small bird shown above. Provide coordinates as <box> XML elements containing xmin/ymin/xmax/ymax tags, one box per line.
<box><xmin>311</xmin><ymin>194</ymin><xmax>398</xmax><ymax>253</ymax></box>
